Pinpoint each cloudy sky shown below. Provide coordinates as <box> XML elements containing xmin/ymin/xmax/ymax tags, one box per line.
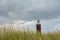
<box><xmin>0</xmin><ymin>0</ymin><xmax>60</xmax><ymax>32</ymax></box>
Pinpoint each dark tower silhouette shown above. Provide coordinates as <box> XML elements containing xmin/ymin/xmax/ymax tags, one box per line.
<box><xmin>36</xmin><ymin>20</ymin><xmax>41</xmax><ymax>33</ymax></box>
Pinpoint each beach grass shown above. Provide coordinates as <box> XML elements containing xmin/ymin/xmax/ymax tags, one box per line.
<box><xmin>0</xmin><ymin>25</ymin><xmax>60</xmax><ymax>40</ymax></box>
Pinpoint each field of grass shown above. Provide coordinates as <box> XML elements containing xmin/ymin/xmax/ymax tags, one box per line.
<box><xmin>0</xmin><ymin>25</ymin><xmax>60</xmax><ymax>40</ymax></box>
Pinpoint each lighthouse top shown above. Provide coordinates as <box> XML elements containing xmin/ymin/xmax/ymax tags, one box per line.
<box><xmin>37</xmin><ymin>19</ymin><xmax>40</xmax><ymax>24</ymax></box>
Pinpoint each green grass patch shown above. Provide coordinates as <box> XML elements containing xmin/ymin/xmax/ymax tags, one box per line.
<box><xmin>0</xmin><ymin>26</ymin><xmax>60</xmax><ymax>40</ymax></box>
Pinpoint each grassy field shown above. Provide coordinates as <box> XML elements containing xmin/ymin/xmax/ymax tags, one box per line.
<box><xmin>0</xmin><ymin>25</ymin><xmax>60</xmax><ymax>40</ymax></box>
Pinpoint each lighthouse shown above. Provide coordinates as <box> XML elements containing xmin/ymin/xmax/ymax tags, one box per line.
<box><xmin>36</xmin><ymin>20</ymin><xmax>41</xmax><ymax>33</ymax></box>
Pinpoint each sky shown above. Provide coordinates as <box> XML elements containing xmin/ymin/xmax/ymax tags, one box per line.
<box><xmin>0</xmin><ymin>0</ymin><xmax>60</xmax><ymax>32</ymax></box>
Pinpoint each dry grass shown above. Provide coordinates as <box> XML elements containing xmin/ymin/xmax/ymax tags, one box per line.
<box><xmin>0</xmin><ymin>25</ymin><xmax>60</xmax><ymax>40</ymax></box>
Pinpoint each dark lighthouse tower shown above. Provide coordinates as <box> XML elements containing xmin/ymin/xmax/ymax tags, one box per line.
<box><xmin>36</xmin><ymin>20</ymin><xmax>41</xmax><ymax>33</ymax></box>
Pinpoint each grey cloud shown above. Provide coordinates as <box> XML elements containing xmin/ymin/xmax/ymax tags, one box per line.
<box><xmin>0</xmin><ymin>17</ymin><xmax>9</xmax><ymax>24</ymax></box>
<box><xmin>0</xmin><ymin>0</ymin><xmax>60</xmax><ymax>21</ymax></box>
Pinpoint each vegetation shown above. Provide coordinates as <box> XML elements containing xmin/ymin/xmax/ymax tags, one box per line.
<box><xmin>0</xmin><ymin>25</ymin><xmax>60</xmax><ymax>40</ymax></box>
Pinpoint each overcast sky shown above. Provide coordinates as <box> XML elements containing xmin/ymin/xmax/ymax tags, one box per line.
<box><xmin>0</xmin><ymin>0</ymin><xmax>60</xmax><ymax>32</ymax></box>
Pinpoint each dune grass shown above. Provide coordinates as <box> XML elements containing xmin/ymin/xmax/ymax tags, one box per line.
<box><xmin>0</xmin><ymin>25</ymin><xmax>60</xmax><ymax>40</ymax></box>
<box><xmin>41</xmin><ymin>32</ymin><xmax>60</xmax><ymax>40</ymax></box>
